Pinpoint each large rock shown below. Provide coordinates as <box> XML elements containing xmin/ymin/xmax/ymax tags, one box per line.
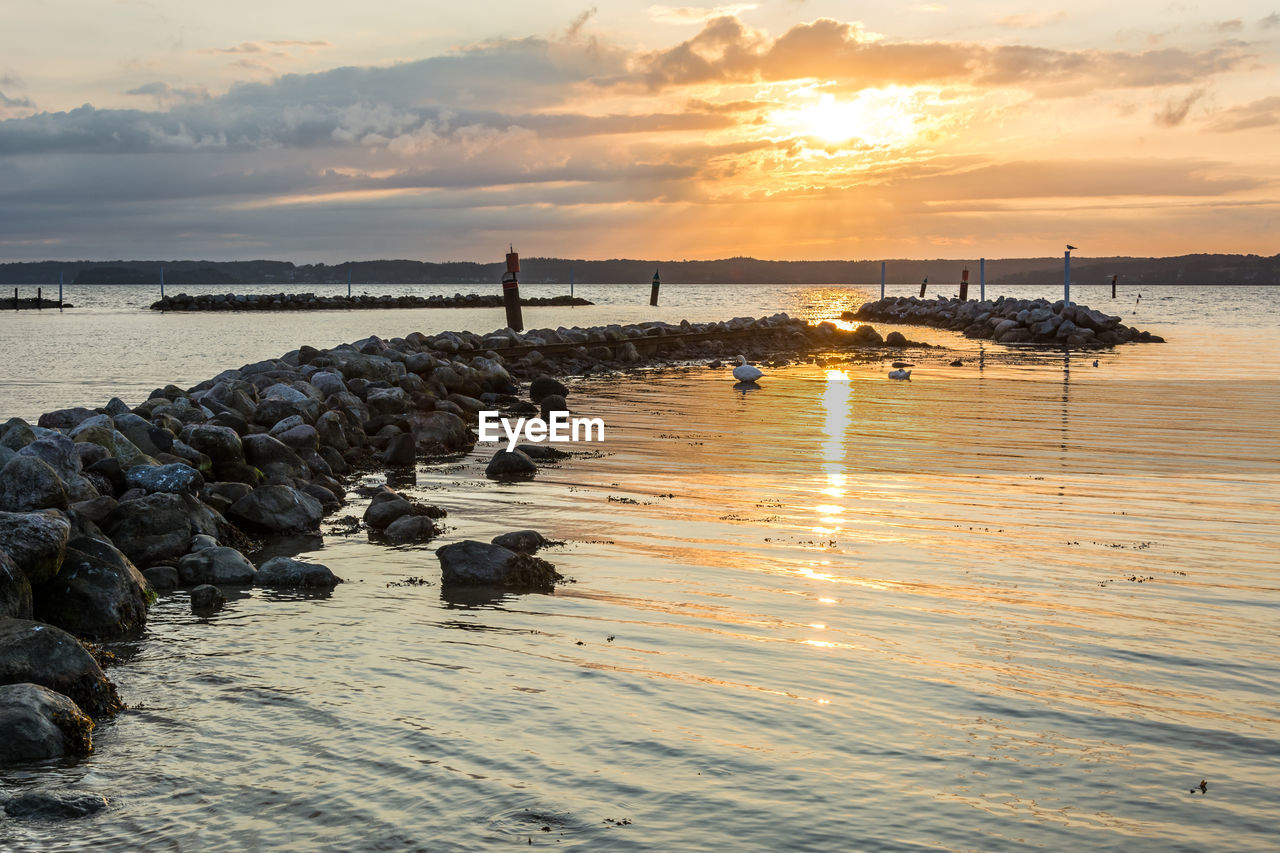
<box><xmin>182</xmin><ymin>424</ymin><xmax>245</xmax><ymax>474</ymax></box>
<box><xmin>383</xmin><ymin>515</ymin><xmax>438</xmax><ymax>544</ymax></box>
<box><xmin>363</xmin><ymin>494</ymin><xmax>414</xmax><ymax>530</ymax></box>
<box><xmin>406</xmin><ymin>411</ymin><xmax>472</xmax><ymax>452</ymax></box>
<box><xmin>436</xmin><ymin>540</ymin><xmax>562</xmax><ymax>591</ymax></box>
<box><xmin>0</xmin><ymin>456</ymin><xmax>68</xmax><ymax>512</ymax></box>
<box><xmin>255</xmin><ymin>556</ymin><xmax>342</xmax><ymax>589</ymax></box>
<box><xmin>0</xmin><ymin>683</ymin><xmax>94</xmax><ymax>763</ymax></box>
<box><xmin>0</xmin><ymin>510</ymin><xmax>71</xmax><ymax>584</ymax></box>
<box><xmin>0</xmin><ymin>618</ymin><xmax>122</xmax><ymax>717</ymax></box>
<box><xmin>36</xmin><ymin>407</ymin><xmax>98</xmax><ymax>431</ymax></box>
<box><xmin>102</xmin><ymin>492</ymin><xmax>204</xmax><ymax>567</ymax></box>
<box><xmin>253</xmin><ymin>383</ymin><xmax>321</xmax><ymax>427</ymax></box>
<box><xmin>124</xmin><ymin>462</ymin><xmax>204</xmax><ymax>496</ymax></box>
<box><xmin>111</xmin><ymin>412</ymin><xmax>170</xmax><ymax>457</ymax></box>
<box><xmin>17</xmin><ymin>433</ymin><xmax>97</xmax><ymax>501</ymax></box>
<box><xmin>323</xmin><ymin>349</ymin><xmax>401</xmax><ymax>383</ymax></box>
<box><xmin>227</xmin><ymin>485</ymin><xmax>324</xmax><ymax>534</ymax></box>
<box><xmin>176</xmin><ymin>547</ymin><xmax>256</xmax><ymax>586</ymax></box>
<box><xmin>491</xmin><ymin>530</ymin><xmax>550</xmax><ymax>554</ymax></box>
<box><xmin>69</xmin><ymin>421</ymin><xmax>153</xmax><ymax>469</ymax></box>
<box><xmin>0</xmin><ymin>551</ymin><xmax>32</xmax><ymax>620</ymax></box>
<box><xmin>485</xmin><ymin>449</ymin><xmax>537</xmax><ymax>480</ymax></box>
<box><xmin>32</xmin><ymin>537</ymin><xmax>151</xmax><ymax>640</ymax></box>
<box><xmin>242</xmin><ymin>434</ymin><xmax>308</xmax><ymax>480</ymax></box>
<box><xmin>381</xmin><ymin>433</ymin><xmax>416</xmax><ymax>466</ymax></box>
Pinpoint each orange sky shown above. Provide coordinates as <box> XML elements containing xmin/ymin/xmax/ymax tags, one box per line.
<box><xmin>0</xmin><ymin>2</ymin><xmax>1276</xmax><ymax>261</ymax></box>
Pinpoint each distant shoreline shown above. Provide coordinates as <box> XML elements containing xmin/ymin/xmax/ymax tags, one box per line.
<box><xmin>2</xmin><ymin>253</ymin><xmax>1277</xmax><ymax>287</ymax></box>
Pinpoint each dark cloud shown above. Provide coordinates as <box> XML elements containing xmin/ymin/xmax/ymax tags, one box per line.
<box><xmin>0</xmin><ymin>90</ymin><xmax>34</xmax><ymax>109</ymax></box>
<box><xmin>1207</xmin><ymin>95</ymin><xmax>1280</xmax><ymax>132</ymax></box>
<box><xmin>1154</xmin><ymin>88</ymin><xmax>1206</xmax><ymax>127</ymax></box>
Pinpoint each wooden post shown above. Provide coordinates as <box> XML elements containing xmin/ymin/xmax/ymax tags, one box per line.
<box><xmin>570</xmin><ymin>268</ymin><xmax>574</xmax><ymax>299</ymax></box>
<box><xmin>959</xmin><ymin>267</ymin><xmax>969</xmax><ymax>301</ymax></box>
<box><xmin>880</xmin><ymin>261</ymin><xmax>885</xmax><ymax>299</ymax></box>
<box><xmin>1064</xmin><ymin>250</ymin><xmax>1071</xmax><ymax>306</ymax></box>
<box><xmin>649</xmin><ymin>268</ymin><xmax>660</xmax><ymax>306</ymax></box>
<box><xmin>502</xmin><ymin>247</ymin><xmax>523</xmax><ymax>331</ymax></box>
<box><xmin>980</xmin><ymin>258</ymin><xmax>985</xmax><ymax>302</ymax></box>
<box><xmin>37</xmin><ymin>287</ymin><xmax>42</xmax><ymax>309</ymax></box>
<box><xmin>58</xmin><ymin>272</ymin><xmax>63</xmax><ymax>308</ymax></box>
<box><xmin>347</xmin><ymin>269</ymin><xmax>352</xmax><ymax>299</ymax></box>
<box><xmin>1111</xmin><ymin>274</ymin><xmax>1117</xmax><ymax>299</ymax></box>
<box><xmin>160</xmin><ymin>265</ymin><xmax>165</xmax><ymax>300</ymax></box>
<box><xmin>13</xmin><ymin>288</ymin><xmax>17</xmax><ymax>311</ymax></box>
<box><xmin>919</xmin><ymin>277</ymin><xmax>927</xmax><ymax>298</ymax></box>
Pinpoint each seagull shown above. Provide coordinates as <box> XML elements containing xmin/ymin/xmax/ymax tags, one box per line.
<box><xmin>1066</xmin><ymin>244</ymin><xmax>1077</xmax><ymax>250</ymax></box>
<box><xmin>732</xmin><ymin>355</ymin><xmax>763</xmax><ymax>384</ymax></box>
<box><xmin>888</xmin><ymin>368</ymin><xmax>912</xmax><ymax>381</ymax></box>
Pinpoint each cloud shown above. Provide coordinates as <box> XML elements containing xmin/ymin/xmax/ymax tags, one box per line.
<box><xmin>0</xmin><ymin>90</ymin><xmax>34</xmax><ymax>109</ymax></box>
<box><xmin>997</xmin><ymin>11</ymin><xmax>1066</xmax><ymax>29</ymax></box>
<box><xmin>648</xmin><ymin>4</ymin><xmax>759</xmax><ymax>25</ymax></box>
<box><xmin>126</xmin><ymin>81</ymin><xmax>212</xmax><ymax>106</ymax></box>
<box><xmin>1214</xmin><ymin>19</ymin><xmax>1243</xmax><ymax>32</ymax></box>
<box><xmin>630</xmin><ymin>16</ymin><xmax>1251</xmax><ymax>96</ymax></box>
<box><xmin>566</xmin><ymin>7</ymin><xmax>597</xmax><ymax>39</ymax></box>
<box><xmin>1261</xmin><ymin>12</ymin><xmax>1280</xmax><ymax>28</ymax></box>
<box><xmin>1207</xmin><ymin>95</ymin><xmax>1280</xmax><ymax>132</ymax></box>
<box><xmin>1153</xmin><ymin>88</ymin><xmax>1206</xmax><ymax>126</ymax></box>
<box><xmin>204</xmin><ymin>40</ymin><xmax>332</xmax><ymax>55</ymax></box>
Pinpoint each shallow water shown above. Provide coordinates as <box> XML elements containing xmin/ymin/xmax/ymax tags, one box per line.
<box><xmin>1</xmin><ymin>285</ymin><xmax>1279</xmax><ymax>851</ymax></box>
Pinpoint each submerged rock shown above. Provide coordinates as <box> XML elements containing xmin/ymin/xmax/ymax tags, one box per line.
<box><xmin>0</xmin><ymin>682</ymin><xmax>94</xmax><ymax>763</ymax></box>
<box><xmin>491</xmin><ymin>530</ymin><xmax>550</xmax><ymax>554</ymax></box>
<box><xmin>255</xmin><ymin>556</ymin><xmax>342</xmax><ymax>589</ymax></box>
<box><xmin>485</xmin><ymin>449</ymin><xmax>537</xmax><ymax>480</ymax></box>
<box><xmin>437</xmin><ymin>540</ymin><xmax>562</xmax><ymax>592</ymax></box>
<box><xmin>383</xmin><ymin>515</ymin><xmax>438</xmax><ymax>545</ymax></box>
<box><xmin>3</xmin><ymin>790</ymin><xmax>108</xmax><ymax>819</ymax></box>
<box><xmin>189</xmin><ymin>584</ymin><xmax>224</xmax><ymax>613</ymax></box>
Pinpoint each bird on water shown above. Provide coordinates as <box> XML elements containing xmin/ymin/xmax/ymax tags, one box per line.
<box><xmin>732</xmin><ymin>355</ymin><xmax>763</xmax><ymax>383</ymax></box>
<box><xmin>888</xmin><ymin>368</ymin><xmax>912</xmax><ymax>381</ymax></box>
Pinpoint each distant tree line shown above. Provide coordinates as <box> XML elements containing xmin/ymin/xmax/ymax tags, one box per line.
<box><xmin>0</xmin><ymin>254</ymin><xmax>1276</xmax><ymax>286</ymax></box>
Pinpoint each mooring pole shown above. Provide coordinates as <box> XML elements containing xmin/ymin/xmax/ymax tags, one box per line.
<box><xmin>347</xmin><ymin>268</ymin><xmax>352</xmax><ymax>299</ymax></box>
<box><xmin>160</xmin><ymin>265</ymin><xmax>165</xmax><ymax>300</ymax></box>
<box><xmin>12</xmin><ymin>288</ymin><xmax>17</xmax><ymax>311</ymax></box>
<box><xmin>959</xmin><ymin>267</ymin><xmax>969</xmax><ymax>301</ymax></box>
<box><xmin>880</xmin><ymin>261</ymin><xmax>886</xmax><ymax>299</ymax></box>
<box><xmin>1111</xmin><ymin>274</ymin><xmax>1117</xmax><ymax>299</ymax></box>
<box><xmin>502</xmin><ymin>246</ymin><xmax>524</xmax><ymax>332</ymax></box>
<box><xmin>58</xmin><ymin>272</ymin><xmax>63</xmax><ymax>308</ymax></box>
<box><xmin>920</xmin><ymin>277</ymin><xmax>928</xmax><ymax>298</ymax></box>
<box><xmin>37</xmin><ymin>287</ymin><xmax>42</xmax><ymax>309</ymax></box>
<box><xmin>570</xmin><ymin>268</ymin><xmax>574</xmax><ymax>299</ymax></box>
<box><xmin>980</xmin><ymin>258</ymin><xmax>985</xmax><ymax>302</ymax></box>
<box><xmin>1064</xmin><ymin>250</ymin><xmax>1071</xmax><ymax>306</ymax></box>
<box><xmin>649</xmin><ymin>268</ymin><xmax>660</xmax><ymax>306</ymax></box>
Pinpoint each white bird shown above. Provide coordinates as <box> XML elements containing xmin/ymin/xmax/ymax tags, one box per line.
<box><xmin>888</xmin><ymin>368</ymin><xmax>912</xmax><ymax>381</ymax></box>
<box><xmin>732</xmin><ymin>355</ymin><xmax>763</xmax><ymax>383</ymax></box>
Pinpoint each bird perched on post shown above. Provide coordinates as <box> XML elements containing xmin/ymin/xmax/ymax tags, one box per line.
<box><xmin>732</xmin><ymin>355</ymin><xmax>763</xmax><ymax>383</ymax></box>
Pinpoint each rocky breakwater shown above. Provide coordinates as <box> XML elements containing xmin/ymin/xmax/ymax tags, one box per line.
<box><xmin>0</xmin><ymin>310</ymin><xmax>901</xmax><ymax>770</ymax></box>
<box><xmin>150</xmin><ymin>291</ymin><xmax>593</xmax><ymax>312</ymax></box>
<box><xmin>849</xmin><ymin>296</ymin><xmax>1164</xmax><ymax>347</ymax></box>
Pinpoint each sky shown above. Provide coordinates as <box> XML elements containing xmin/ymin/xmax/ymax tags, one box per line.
<box><xmin>0</xmin><ymin>1</ymin><xmax>1277</xmax><ymax>262</ymax></box>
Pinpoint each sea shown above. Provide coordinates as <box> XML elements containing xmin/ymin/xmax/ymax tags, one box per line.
<box><xmin>1</xmin><ymin>282</ymin><xmax>1278</xmax><ymax>851</ymax></box>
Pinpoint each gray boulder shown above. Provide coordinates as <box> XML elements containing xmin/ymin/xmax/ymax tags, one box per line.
<box><xmin>381</xmin><ymin>433</ymin><xmax>416</xmax><ymax>467</ymax></box>
<box><xmin>383</xmin><ymin>515</ymin><xmax>438</xmax><ymax>544</ymax></box>
<box><xmin>0</xmin><ymin>683</ymin><xmax>94</xmax><ymax>763</ymax></box>
<box><xmin>111</xmin><ymin>412</ymin><xmax>169</xmax><ymax>457</ymax></box>
<box><xmin>0</xmin><ymin>456</ymin><xmax>68</xmax><ymax>512</ymax></box>
<box><xmin>255</xmin><ymin>556</ymin><xmax>342</xmax><ymax>589</ymax></box>
<box><xmin>406</xmin><ymin>411</ymin><xmax>472</xmax><ymax>451</ymax></box>
<box><xmin>102</xmin><ymin>492</ymin><xmax>205</xmax><ymax>567</ymax></box>
<box><xmin>437</xmin><ymin>540</ymin><xmax>562</xmax><ymax>591</ymax></box>
<box><xmin>0</xmin><ymin>618</ymin><xmax>122</xmax><ymax>717</ymax></box>
<box><xmin>364</xmin><ymin>494</ymin><xmax>413</xmax><ymax>530</ymax></box>
<box><xmin>124</xmin><ymin>462</ymin><xmax>204</xmax><ymax>496</ymax></box>
<box><xmin>17</xmin><ymin>433</ymin><xmax>97</xmax><ymax>502</ymax></box>
<box><xmin>491</xmin><ymin>530</ymin><xmax>550</xmax><ymax>554</ymax></box>
<box><xmin>142</xmin><ymin>565</ymin><xmax>179</xmax><ymax>591</ymax></box>
<box><xmin>0</xmin><ymin>419</ymin><xmax>36</xmax><ymax>451</ymax></box>
<box><xmin>0</xmin><ymin>510</ymin><xmax>71</xmax><ymax>584</ymax></box>
<box><xmin>227</xmin><ymin>485</ymin><xmax>324</xmax><ymax>534</ymax></box>
<box><xmin>176</xmin><ymin>546</ymin><xmax>256</xmax><ymax>586</ymax></box>
<box><xmin>485</xmin><ymin>449</ymin><xmax>537</xmax><ymax>480</ymax></box>
<box><xmin>242</xmin><ymin>434</ymin><xmax>307</xmax><ymax>481</ymax></box>
<box><xmin>190</xmin><ymin>584</ymin><xmax>224</xmax><ymax>612</ymax></box>
<box><xmin>0</xmin><ymin>551</ymin><xmax>32</xmax><ymax>620</ymax></box>
<box><xmin>32</xmin><ymin>537</ymin><xmax>151</xmax><ymax>640</ymax></box>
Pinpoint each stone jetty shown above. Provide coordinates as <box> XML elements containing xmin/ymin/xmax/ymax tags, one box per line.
<box><xmin>3</xmin><ymin>310</ymin><xmax>914</xmax><ymax>765</ymax></box>
<box><xmin>848</xmin><ymin>295</ymin><xmax>1163</xmax><ymax>347</ymax></box>
<box><xmin>150</xmin><ymin>291</ymin><xmax>592</xmax><ymax>312</ymax></box>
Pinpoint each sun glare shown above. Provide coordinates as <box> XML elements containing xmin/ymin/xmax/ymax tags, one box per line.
<box><xmin>773</xmin><ymin>89</ymin><xmax>920</xmax><ymax>148</ymax></box>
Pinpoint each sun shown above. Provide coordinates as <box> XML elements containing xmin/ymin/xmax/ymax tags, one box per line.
<box><xmin>772</xmin><ymin>88</ymin><xmax>921</xmax><ymax>148</ymax></box>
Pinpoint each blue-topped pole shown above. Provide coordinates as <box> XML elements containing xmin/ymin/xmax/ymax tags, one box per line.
<box><xmin>880</xmin><ymin>261</ymin><xmax>885</xmax><ymax>299</ymax></box>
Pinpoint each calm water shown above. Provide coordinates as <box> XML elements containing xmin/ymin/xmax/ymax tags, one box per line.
<box><xmin>1</xmin><ymin>284</ymin><xmax>1278</xmax><ymax>851</ymax></box>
